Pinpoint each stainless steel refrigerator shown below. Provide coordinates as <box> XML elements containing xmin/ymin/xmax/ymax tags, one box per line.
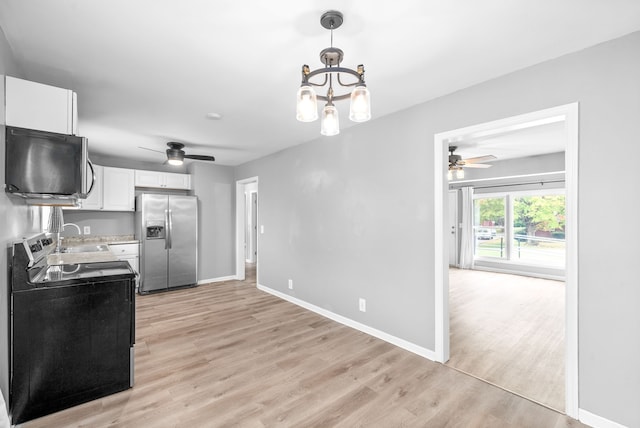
<box><xmin>136</xmin><ymin>194</ymin><xmax>197</xmax><ymax>293</ymax></box>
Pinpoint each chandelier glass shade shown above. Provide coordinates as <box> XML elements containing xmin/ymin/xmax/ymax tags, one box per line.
<box><xmin>321</xmin><ymin>103</ymin><xmax>340</xmax><ymax>136</ymax></box>
<box><xmin>296</xmin><ymin>11</ymin><xmax>371</xmax><ymax>135</ymax></box>
<box><xmin>296</xmin><ymin>85</ymin><xmax>318</xmax><ymax>122</ymax></box>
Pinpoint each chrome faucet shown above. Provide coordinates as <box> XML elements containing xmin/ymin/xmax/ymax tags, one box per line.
<box><xmin>55</xmin><ymin>223</ymin><xmax>83</xmax><ymax>252</ymax></box>
<box><xmin>63</xmin><ymin>223</ymin><xmax>82</xmax><ymax>235</ymax></box>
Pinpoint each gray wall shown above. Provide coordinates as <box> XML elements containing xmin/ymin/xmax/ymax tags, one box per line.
<box><xmin>0</xmin><ymin>27</ymin><xmax>39</xmax><ymax>411</ymax></box>
<box><xmin>188</xmin><ymin>162</ymin><xmax>236</xmax><ymax>281</ymax></box>
<box><xmin>236</xmin><ymin>114</ymin><xmax>435</xmax><ymax>347</ymax></box>
<box><xmin>62</xmin><ymin>211</ymin><xmax>135</xmax><ymax>237</ymax></box>
<box><xmin>236</xmin><ymin>31</ymin><xmax>640</xmax><ymax>426</ymax></box>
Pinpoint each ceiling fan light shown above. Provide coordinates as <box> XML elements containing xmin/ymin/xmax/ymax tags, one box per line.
<box><xmin>320</xmin><ymin>103</ymin><xmax>340</xmax><ymax>136</ymax></box>
<box><xmin>447</xmin><ymin>169</ymin><xmax>453</xmax><ymax>181</ymax></box>
<box><xmin>166</xmin><ymin>147</ymin><xmax>184</xmax><ymax>166</ymax></box>
<box><xmin>349</xmin><ymin>85</ymin><xmax>371</xmax><ymax>122</ymax></box>
<box><xmin>456</xmin><ymin>168</ymin><xmax>465</xmax><ymax>179</ymax></box>
<box><xmin>296</xmin><ymin>85</ymin><xmax>318</xmax><ymax>122</ymax></box>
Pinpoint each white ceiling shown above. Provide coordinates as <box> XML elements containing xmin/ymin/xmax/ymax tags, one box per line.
<box><xmin>450</xmin><ymin>120</ymin><xmax>567</xmax><ymax>162</ymax></box>
<box><xmin>1</xmin><ymin>1</ymin><xmax>639</xmax><ymax>166</ymax></box>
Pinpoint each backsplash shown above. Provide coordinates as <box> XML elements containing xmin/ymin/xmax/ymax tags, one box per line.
<box><xmin>62</xmin><ymin>211</ymin><xmax>135</xmax><ymax>237</ymax></box>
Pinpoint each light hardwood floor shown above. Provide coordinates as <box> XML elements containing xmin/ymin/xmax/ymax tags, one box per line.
<box><xmin>447</xmin><ymin>268</ymin><xmax>565</xmax><ymax>412</ymax></box>
<box><xmin>23</xmin><ymin>265</ymin><xmax>585</xmax><ymax>427</ymax></box>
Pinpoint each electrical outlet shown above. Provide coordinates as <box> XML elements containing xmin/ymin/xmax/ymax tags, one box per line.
<box><xmin>83</xmin><ymin>226</ymin><xmax>91</xmax><ymax>235</ymax></box>
<box><xmin>288</xmin><ymin>279</ymin><xmax>293</xmax><ymax>290</ymax></box>
<box><xmin>260</xmin><ymin>225</ymin><xmax>265</xmax><ymax>234</ymax></box>
<box><xmin>359</xmin><ymin>298</ymin><xmax>366</xmax><ymax>312</ymax></box>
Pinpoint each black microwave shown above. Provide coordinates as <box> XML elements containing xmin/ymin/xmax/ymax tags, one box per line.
<box><xmin>5</xmin><ymin>126</ymin><xmax>92</xmax><ymax>201</ymax></box>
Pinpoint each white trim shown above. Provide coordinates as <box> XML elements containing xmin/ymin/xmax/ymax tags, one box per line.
<box><xmin>197</xmin><ymin>275</ymin><xmax>237</xmax><ymax>285</ymax></box>
<box><xmin>451</xmin><ymin>170</ymin><xmax>565</xmax><ymax>186</ymax></box>
<box><xmin>433</xmin><ymin>103</ymin><xmax>580</xmax><ymax>418</ymax></box>
<box><xmin>434</xmin><ymin>133</ymin><xmax>448</xmax><ymax>362</ymax></box>
<box><xmin>257</xmin><ymin>283</ymin><xmax>437</xmax><ymax>362</ymax></box>
<box><xmin>564</xmin><ymin>102</ymin><xmax>579</xmax><ymax>419</ymax></box>
<box><xmin>578</xmin><ymin>409</ymin><xmax>628</xmax><ymax>428</ymax></box>
<box><xmin>472</xmin><ymin>264</ymin><xmax>564</xmax><ymax>281</ymax></box>
<box><xmin>235</xmin><ymin>176</ymin><xmax>259</xmax><ymax>281</ymax></box>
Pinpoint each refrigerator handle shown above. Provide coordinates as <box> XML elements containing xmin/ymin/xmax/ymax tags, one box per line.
<box><xmin>167</xmin><ymin>209</ymin><xmax>173</xmax><ymax>249</ymax></box>
<box><xmin>165</xmin><ymin>209</ymin><xmax>171</xmax><ymax>250</ymax></box>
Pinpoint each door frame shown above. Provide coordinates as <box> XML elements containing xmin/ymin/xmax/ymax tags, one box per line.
<box><xmin>235</xmin><ymin>176</ymin><xmax>259</xmax><ymax>281</ymax></box>
<box><xmin>448</xmin><ymin>190</ymin><xmax>459</xmax><ymax>267</ymax></box>
<box><xmin>432</xmin><ymin>103</ymin><xmax>579</xmax><ymax>418</ymax></box>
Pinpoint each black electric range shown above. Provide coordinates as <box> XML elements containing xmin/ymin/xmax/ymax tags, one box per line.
<box><xmin>9</xmin><ymin>233</ymin><xmax>136</xmax><ymax>425</ymax></box>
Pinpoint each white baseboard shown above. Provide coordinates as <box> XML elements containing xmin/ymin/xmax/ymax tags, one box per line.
<box><xmin>198</xmin><ymin>275</ymin><xmax>237</xmax><ymax>285</ymax></box>
<box><xmin>257</xmin><ymin>283</ymin><xmax>437</xmax><ymax>361</ymax></box>
<box><xmin>579</xmin><ymin>409</ymin><xmax>628</xmax><ymax>428</ymax></box>
<box><xmin>472</xmin><ymin>264</ymin><xmax>565</xmax><ymax>281</ymax></box>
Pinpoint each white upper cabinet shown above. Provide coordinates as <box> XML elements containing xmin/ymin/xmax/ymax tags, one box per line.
<box><xmin>134</xmin><ymin>170</ymin><xmax>191</xmax><ymax>190</ymax></box>
<box><xmin>5</xmin><ymin>76</ymin><xmax>78</xmax><ymax>135</ymax></box>
<box><xmin>78</xmin><ymin>164</ymin><xmax>103</xmax><ymax>210</ymax></box>
<box><xmin>73</xmin><ymin>165</ymin><xmax>134</xmax><ymax>211</ymax></box>
<box><xmin>102</xmin><ymin>167</ymin><xmax>135</xmax><ymax>211</ymax></box>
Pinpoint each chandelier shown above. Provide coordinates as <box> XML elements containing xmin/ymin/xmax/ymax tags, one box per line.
<box><xmin>296</xmin><ymin>10</ymin><xmax>371</xmax><ymax>136</ymax></box>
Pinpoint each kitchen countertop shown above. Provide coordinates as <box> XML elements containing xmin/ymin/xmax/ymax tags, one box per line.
<box><xmin>47</xmin><ymin>251</ymin><xmax>119</xmax><ymax>266</ymax></box>
<box><xmin>47</xmin><ymin>235</ymin><xmax>138</xmax><ymax>265</ymax></box>
<box><xmin>62</xmin><ymin>235</ymin><xmax>139</xmax><ymax>246</ymax></box>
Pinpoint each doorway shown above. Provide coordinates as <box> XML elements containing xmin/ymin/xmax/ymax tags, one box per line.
<box><xmin>235</xmin><ymin>177</ymin><xmax>259</xmax><ymax>282</ymax></box>
<box><xmin>433</xmin><ymin>104</ymin><xmax>579</xmax><ymax>417</ymax></box>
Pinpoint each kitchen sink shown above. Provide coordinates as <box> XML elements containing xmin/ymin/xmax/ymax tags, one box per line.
<box><xmin>59</xmin><ymin>244</ymin><xmax>110</xmax><ymax>254</ymax></box>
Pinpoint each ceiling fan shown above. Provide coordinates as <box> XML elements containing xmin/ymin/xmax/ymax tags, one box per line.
<box><xmin>139</xmin><ymin>142</ymin><xmax>215</xmax><ymax>166</ymax></box>
<box><xmin>448</xmin><ymin>146</ymin><xmax>496</xmax><ymax>179</ymax></box>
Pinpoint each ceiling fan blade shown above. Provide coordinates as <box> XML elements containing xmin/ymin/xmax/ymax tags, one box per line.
<box><xmin>184</xmin><ymin>154</ymin><xmax>216</xmax><ymax>162</ymax></box>
<box><xmin>138</xmin><ymin>146</ymin><xmax>165</xmax><ymax>154</ymax></box>
<box><xmin>464</xmin><ymin>154</ymin><xmax>497</xmax><ymax>164</ymax></box>
<box><xmin>462</xmin><ymin>163</ymin><xmax>492</xmax><ymax>168</ymax></box>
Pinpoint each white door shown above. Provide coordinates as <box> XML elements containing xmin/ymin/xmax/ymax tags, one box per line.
<box><xmin>448</xmin><ymin>190</ymin><xmax>458</xmax><ymax>266</ymax></box>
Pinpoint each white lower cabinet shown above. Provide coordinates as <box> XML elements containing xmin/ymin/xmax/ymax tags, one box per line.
<box><xmin>110</xmin><ymin>243</ymin><xmax>139</xmax><ymax>289</ymax></box>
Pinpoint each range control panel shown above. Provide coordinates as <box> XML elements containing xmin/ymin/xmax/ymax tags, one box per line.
<box><xmin>21</xmin><ymin>233</ymin><xmax>56</xmax><ymax>267</ymax></box>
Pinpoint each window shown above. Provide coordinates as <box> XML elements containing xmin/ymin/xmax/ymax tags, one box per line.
<box><xmin>473</xmin><ymin>196</ymin><xmax>506</xmax><ymax>259</ymax></box>
<box><xmin>512</xmin><ymin>194</ymin><xmax>565</xmax><ymax>268</ymax></box>
<box><xmin>473</xmin><ymin>190</ymin><xmax>565</xmax><ymax>268</ymax></box>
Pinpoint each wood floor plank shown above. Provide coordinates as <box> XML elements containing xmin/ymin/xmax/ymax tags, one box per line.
<box><xmin>447</xmin><ymin>268</ymin><xmax>565</xmax><ymax>412</ymax></box>
<box><xmin>23</xmin><ymin>264</ymin><xmax>586</xmax><ymax>427</ymax></box>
